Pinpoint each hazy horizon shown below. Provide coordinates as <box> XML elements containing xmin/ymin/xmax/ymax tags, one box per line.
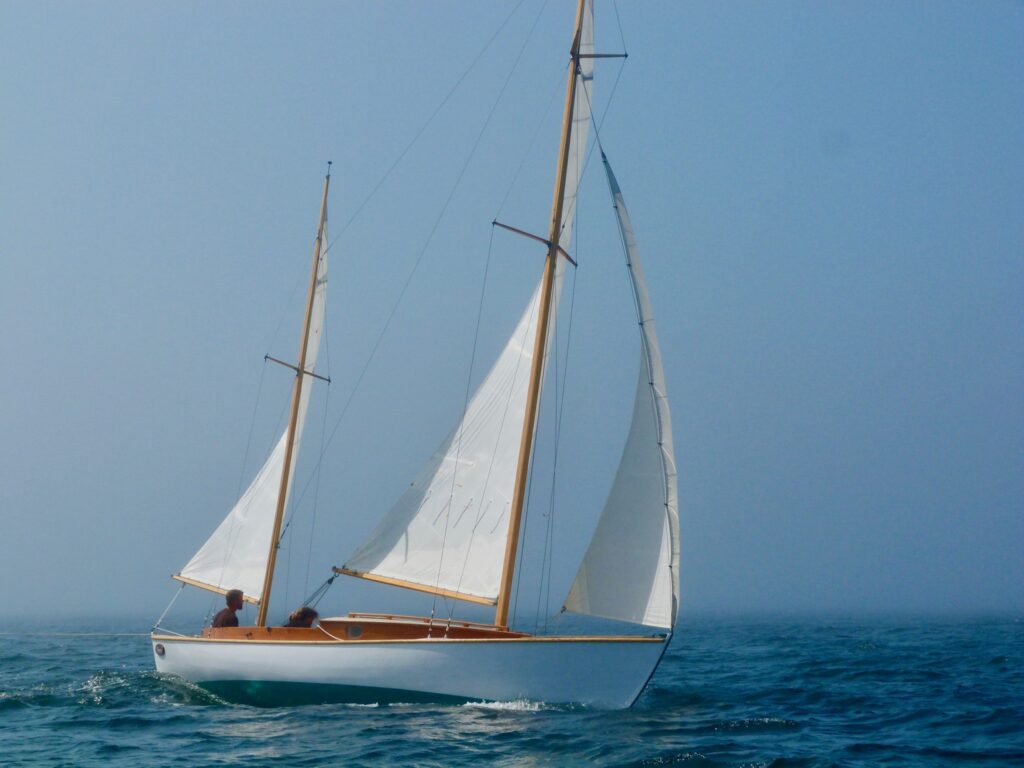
<box><xmin>2</xmin><ymin>607</ymin><xmax>1021</xmax><ymax>630</ymax></box>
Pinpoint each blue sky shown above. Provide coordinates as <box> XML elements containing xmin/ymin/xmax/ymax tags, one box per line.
<box><xmin>1</xmin><ymin>1</ymin><xmax>1021</xmax><ymax>625</ymax></box>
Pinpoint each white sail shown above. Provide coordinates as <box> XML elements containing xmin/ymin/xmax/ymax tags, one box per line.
<box><xmin>563</xmin><ymin>155</ymin><xmax>680</xmax><ymax>629</ymax></box>
<box><xmin>342</xmin><ymin>3</ymin><xmax>594</xmax><ymax>603</ymax></box>
<box><xmin>342</xmin><ymin>273</ymin><xmax>554</xmax><ymax>601</ymax></box>
<box><xmin>177</xmin><ymin>229</ymin><xmax>329</xmax><ymax>604</ymax></box>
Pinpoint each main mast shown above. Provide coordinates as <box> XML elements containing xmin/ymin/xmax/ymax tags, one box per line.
<box><xmin>256</xmin><ymin>166</ymin><xmax>331</xmax><ymax>627</ymax></box>
<box><xmin>494</xmin><ymin>0</ymin><xmax>587</xmax><ymax>628</ymax></box>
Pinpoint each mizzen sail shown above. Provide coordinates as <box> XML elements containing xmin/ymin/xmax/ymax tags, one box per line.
<box><xmin>176</xmin><ymin>225</ymin><xmax>329</xmax><ymax>604</ymax></box>
<box><xmin>563</xmin><ymin>155</ymin><xmax>680</xmax><ymax>629</ymax></box>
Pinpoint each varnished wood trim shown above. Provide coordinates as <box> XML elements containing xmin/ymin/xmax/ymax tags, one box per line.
<box><xmin>333</xmin><ymin>568</ymin><xmax>497</xmax><ymax>607</ymax></box>
<box><xmin>172</xmin><ymin>575</ymin><xmax>260</xmax><ymax>605</ymax></box>
<box><xmin>345</xmin><ymin>612</ymin><xmax>505</xmax><ymax>632</ymax></box>
<box><xmin>151</xmin><ymin>633</ymin><xmax>666</xmax><ymax>646</ymax></box>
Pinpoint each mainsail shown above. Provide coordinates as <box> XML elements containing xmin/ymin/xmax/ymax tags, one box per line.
<box><xmin>176</xmin><ymin>226</ymin><xmax>329</xmax><ymax>604</ymax></box>
<box><xmin>341</xmin><ymin>0</ymin><xmax>594</xmax><ymax>604</ymax></box>
<box><xmin>563</xmin><ymin>155</ymin><xmax>680</xmax><ymax>629</ymax></box>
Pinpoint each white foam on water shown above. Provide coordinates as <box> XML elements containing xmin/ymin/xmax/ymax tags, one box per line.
<box><xmin>461</xmin><ymin>698</ymin><xmax>548</xmax><ymax>712</ymax></box>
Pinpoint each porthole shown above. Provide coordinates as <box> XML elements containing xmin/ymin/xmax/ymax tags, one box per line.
<box><xmin>346</xmin><ymin>625</ymin><xmax>363</xmax><ymax>639</ymax></box>
<box><xmin>154</xmin><ymin>643</ymin><xmax>165</xmax><ymax>657</ymax></box>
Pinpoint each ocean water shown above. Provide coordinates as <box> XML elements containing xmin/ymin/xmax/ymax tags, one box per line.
<box><xmin>0</xmin><ymin>616</ymin><xmax>1021</xmax><ymax>767</ymax></box>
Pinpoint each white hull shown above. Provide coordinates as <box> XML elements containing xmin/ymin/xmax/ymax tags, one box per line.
<box><xmin>152</xmin><ymin>633</ymin><xmax>669</xmax><ymax>708</ymax></box>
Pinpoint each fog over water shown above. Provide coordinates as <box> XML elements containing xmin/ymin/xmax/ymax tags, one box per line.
<box><xmin>1</xmin><ymin>1</ymin><xmax>1021</xmax><ymax>625</ymax></box>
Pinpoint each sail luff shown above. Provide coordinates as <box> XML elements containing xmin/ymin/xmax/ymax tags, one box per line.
<box><xmin>255</xmin><ymin>167</ymin><xmax>331</xmax><ymax>626</ymax></box>
<box><xmin>494</xmin><ymin>0</ymin><xmax>590</xmax><ymax>629</ymax></box>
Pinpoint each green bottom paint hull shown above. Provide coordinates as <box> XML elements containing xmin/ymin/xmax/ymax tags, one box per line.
<box><xmin>200</xmin><ymin>679</ymin><xmax>471</xmax><ymax>707</ymax></box>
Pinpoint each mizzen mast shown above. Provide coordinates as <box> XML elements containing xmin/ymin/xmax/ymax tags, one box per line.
<box><xmin>256</xmin><ymin>165</ymin><xmax>331</xmax><ymax>627</ymax></box>
<box><xmin>494</xmin><ymin>0</ymin><xmax>588</xmax><ymax>629</ymax></box>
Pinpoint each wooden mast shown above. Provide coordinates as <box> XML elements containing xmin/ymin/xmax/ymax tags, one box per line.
<box><xmin>256</xmin><ymin>165</ymin><xmax>331</xmax><ymax>627</ymax></box>
<box><xmin>495</xmin><ymin>0</ymin><xmax>587</xmax><ymax>629</ymax></box>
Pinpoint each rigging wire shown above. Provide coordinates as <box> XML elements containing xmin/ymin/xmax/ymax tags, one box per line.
<box><xmin>262</xmin><ymin>270</ymin><xmax>307</xmax><ymax>371</ymax></box>
<box><xmin>236</xmin><ymin>361</ymin><xmax>269</xmax><ymax>498</ymax></box>
<box><xmin>559</xmin><ymin>59</ymin><xmax>625</xmax><ymax>239</ymax></box>
<box><xmin>440</xmin><ymin>74</ymin><xmax>564</xmax><ymax>625</ymax></box>
<box><xmin>426</xmin><ymin>0</ymin><xmax>554</xmax><ymax>626</ymax></box>
<box><xmin>514</xmin><ymin>26</ymin><xmax>632</xmax><ymax>629</ymax></box>
<box><xmin>236</xmin><ymin>3</ymin><xmax>539</xmax><ymax>534</ymax></box>
<box><xmin>190</xmin><ymin>2</ymin><xmax>557</xmax><ymax>591</ymax></box>
<box><xmin>512</xmin><ymin>78</ymin><xmax>593</xmax><ymax>629</ymax></box>
<box><xmin>492</xmin><ymin>62</ymin><xmax>563</xmax><ymax>220</ymax></box>
<box><xmin>288</xmin><ymin>0</ymin><xmax>554</xmax><ymax>560</ymax></box>
<box><xmin>203</xmin><ymin>593</ymin><xmax>218</xmax><ymax>629</ymax></box>
<box><xmin>301</xmin><ymin>573</ymin><xmax>337</xmax><ymax>609</ymax></box>
<box><xmin>202</xmin><ymin>356</ymin><xmax>269</xmax><ymax>625</ymax></box>
<box><xmin>304</xmin><ymin>345</ymin><xmax>332</xmax><ymax>599</ymax></box>
<box><xmin>536</xmin><ymin>231</ymin><xmax>579</xmax><ymax>633</ymax></box>
<box><xmin>319</xmin><ymin>0</ymin><xmax>534</xmax><ymax>263</ymax></box>
<box><xmin>555</xmin><ymin>25</ymin><xmax>628</xmax><ymax>245</ymax></box>
<box><xmin>511</xmin><ymin>368</ymin><xmax>545</xmax><ymax>628</ymax></box>
<box><xmin>440</xmin><ymin>54</ymin><xmax>562</xmax><ymax>625</ymax></box>
<box><xmin>533</xmin><ymin>281</ymin><xmax>560</xmax><ymax>634</ymax></box>
<box><xmin>153</xmin><ymin>582</ymin><xmax>186</xmax><ymax>632</ymax></box>
<box><xmin>611</xmin><ymin>0</ymin><xmax>628</xmax><ymax>54</ymax></box>
<box><xmin>303</xmin><ymin>225</ymin><xmax>334</xmax><ymax>597</ymax></box>
<box><xmin>445</xmin><ymin>282</ymin><xmax>540</xmax><ymax>625</ymax></box>
<box><xmin>293</xmin><ymin>14</ymin><xmax>576</xmax><ymax>526</ymax></box>
<box><xmin>539</xmin><ymin>127</ymin><xmax>586</xmax><ymax>633</ymax></box>
<box><xmin>529</xmin><ymin>115</ymin><xmax>583</xmax><ymax>634</ymax></box>
<box><xmin>275</xmin><ymin>217</ymin><xmax>332</xmax><ymax>578</ymax></box>
<box><xmin>283</xmin><ymin>518</ymin><xmax>292</xmax><ymax>618</ymax></box>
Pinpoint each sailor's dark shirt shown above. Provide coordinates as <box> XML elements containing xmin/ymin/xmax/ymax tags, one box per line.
<box><xmin>211</xmin><ymin>608</ymin><xmax>239</xmax><ymax>628</ymax></box>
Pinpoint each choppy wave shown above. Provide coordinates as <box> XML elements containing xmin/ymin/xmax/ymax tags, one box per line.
<box><xmin>0</xmin><ymin>617</ymin><xmax>1021</xmax><ymax>767</ymax></box>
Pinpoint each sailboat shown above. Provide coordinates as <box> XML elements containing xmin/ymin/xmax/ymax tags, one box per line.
<box><xmin>152</xmin><ymin>0</ymin><xmax>679</xmax><ymax>709</ymax></box>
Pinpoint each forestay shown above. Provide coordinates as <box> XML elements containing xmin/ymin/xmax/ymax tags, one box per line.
<box><xmin>341</xmin><ymin>0</ymin><xmax>595</xmax><ymax>603</ymax></box>
<box><xmin>563</xmin><ymin>155</ymin><xmax>680</xmax><ymax>629</ymax></box>
<box><xmin>176</xmin><ymin>228</ymin><xmax>329</xmax><ymax>604</ymax></box>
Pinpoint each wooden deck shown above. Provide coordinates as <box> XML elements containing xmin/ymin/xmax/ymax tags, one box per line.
<box><xmin>204</xmin><ymin>613</ymin><xmax>530</xmax><ymax>642</ymax></box>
